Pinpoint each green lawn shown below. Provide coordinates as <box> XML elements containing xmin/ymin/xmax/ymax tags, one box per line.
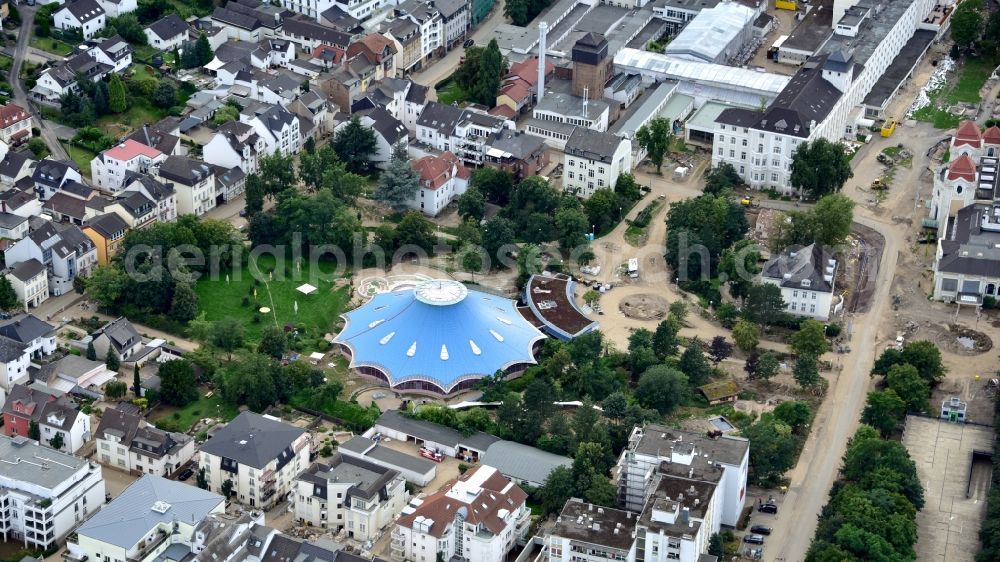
<box><xmin>436</xmin><ymin>79</ymin><xmax>469</xmax><ymax>105</ymax></box>
<box><xmin>151</xmin><ymin>388</ymin><xmax>240</xmax><ymax>433</ymax></box>
<box><xmin>195</xmin><ymin>254</ymin><xmax>351</xmax><ymax>342</ymax></box>
<box><xmin>29</xmin><ymin>35</ymin><xmax>74</xmax><ymax>56</ymax></box>
<box><xmin>945</xmin><ymin>58</ymin><xmax>995</xmax><ymax>104</ymax></box>
<box><xmin>61</xmin><ymin>142</ymin><xmax>96</xmax><ymax>176</ymax></box>
<box><xmin>95</xmin><ymin>101</ymin><xmax>169</xmax><ymax>138</ymax></box>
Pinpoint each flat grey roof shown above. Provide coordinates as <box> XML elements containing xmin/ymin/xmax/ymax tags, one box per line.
<box><xmin>375</xmin><ymin>410</ymin><xmax>499</xmax><ymax>453</ymax></box>
<box><xmin>687</xmin><ymin>101</ymin><xmax>739</xmax><ymax>131</ymax></box>
<box><xmin>77</xmin><ymin>475</ymin><xmax>224</xmax><ymax>550</ymax></box>
<box><xmin>781</xmin><ymin>0</ymin><xmax>833</xmax><ymax>53</ymax></box>
<box><xmin>862</xmin><ymin>29</ymin><xmax>935</xmax><ymax>109</ymax></box>
<box><xmin>0</xmin><ymin>434</ymin><xmax>89</xmax><ymax>490</ymax></box>
<box><xmin>482</xmin><ymin>441</ymin><xmax>571</xmax><ymax>485</ymax></box>
<box><xmin>341</xmin><ymin>436</ymin><xmax>436</xmax><ymax>475</ymax></box>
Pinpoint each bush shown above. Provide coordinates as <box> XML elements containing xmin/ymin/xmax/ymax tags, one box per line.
<box><xmin>825</xmin><ymin>323</ymin><xmax>842</xmax><ymax>337</ymax></box>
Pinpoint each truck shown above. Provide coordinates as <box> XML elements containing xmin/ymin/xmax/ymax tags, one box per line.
<box><xmin>628</xmin><ymin>258</ymin><xmax>639</xmax><ymax>279</ymax></box>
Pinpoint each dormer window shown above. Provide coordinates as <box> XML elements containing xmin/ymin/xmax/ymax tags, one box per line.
<box><xmin>801</xmin><ymin>279</ymin><xmax>811</xmax><ymax>288</ymax></box>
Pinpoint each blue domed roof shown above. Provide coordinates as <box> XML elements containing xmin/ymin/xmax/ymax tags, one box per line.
<box><xmin>335</xmin><ymin>280</ymin><xmax>546</xmax><ymax>393</ymax></box>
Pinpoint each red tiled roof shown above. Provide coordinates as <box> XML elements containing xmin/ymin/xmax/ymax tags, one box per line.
<box><xmin>412</xmin><ymin>151</ymin><xmax>470</xmax><ymax>190</ymax></box>
<box><xmin>347</xmin><ymin>33</ymin><xmax>397</xmax><ymax>61</ymax></box>
<box><xmin>10</xmin><ymin>129</ymin><xmax>29</xmax><ymax>140</ymax></box>
<box><xmin>984</xmin><ymin>126</ymin><xmax>1000</xmax><ymax>145</ymax></box>
<box><xmin>499</xmin><ymin>79</ymin><xmax>531</xmax><ymax>104</ymax></box>
<box><xmin>954</xmin><ymin>120</ymin><xmax>982</xmax><ymax>148</ymax></box>
<box><xmin>0</xmin><ymin>103</ymin><xmax>30</xmax><ymax>128</ymax></box>
<box><xmin>311</xmin><ymin>44</ymin><xmax>344</xmax><ymax>64</ymax></box>
<box><xmin>489</xmin><ymin>105</ymin><xmax>517</xmax><ymax>119</ymax></box>
<box><xmin>103</xmin><ymin>139</ymin><xmax>163</xmax><ymax>162</ymax></box>
<box><xmin>947</xmin><ymin>153</ymin><xmax>977</xmax><ymax>181</ymax></box>
<box><xmin>506</xmin><ymin>57</ymin><xmax>554</xmax><ymax>87</ymax></box>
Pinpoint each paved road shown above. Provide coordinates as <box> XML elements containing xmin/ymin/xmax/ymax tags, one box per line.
<box><xmin>9</xmin><ymin>5</ymin><xmax>70</xmax><ymax>161</ymax></box>
<box><xmin>409</xmin><ymin>0</ymin><xmax>508</xmax><ymax>94</ymax></box>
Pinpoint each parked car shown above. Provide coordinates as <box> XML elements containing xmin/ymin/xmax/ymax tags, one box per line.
<box><xmin>743</xmin><ymin>535</ymin><xmax>765</xmax><ymax>545</ymax></box>
<box><xmin>463</xmin><ymin>39</ymin><xmax>475</xmax><ymax>48</ymax></box>
<box><xmin>178</xmin><ymin>468</ymin><xmax>194</xmax><ymax>481</ymax></box>
<box><xmin>750</xmin><ymin>525</ymin><xmax>772</xmax><ymax>535</ymax></box>
<box><xmin>758</xmin><ymin>503</ymin><xmax>778</xmax><ymax>514</ymax></box>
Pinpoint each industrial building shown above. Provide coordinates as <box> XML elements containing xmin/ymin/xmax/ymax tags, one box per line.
<box><xmin>663</xmin><ymin>2</ymin><xmax>757</xmax><ymax>64</ymax></box>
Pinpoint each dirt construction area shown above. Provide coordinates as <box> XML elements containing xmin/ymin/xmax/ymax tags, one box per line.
<box><xmin>903</xmin><ymin>416</ymin><xmax>994</xmax><ymax>562</ymax></box>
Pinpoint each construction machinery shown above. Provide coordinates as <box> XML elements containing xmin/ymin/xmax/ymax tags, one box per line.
<box><xmin>881</xmin><ymin>119</ymin><xmax>897</xmax><ymax>137</ymax></box>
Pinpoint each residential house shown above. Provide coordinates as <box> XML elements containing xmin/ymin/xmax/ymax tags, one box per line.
<box><xmin>32</xmin><ymin>159</ymin><xmax>82</xmax><ymax>201</ymax></box>
<box><xmin>90</xmin><ymin>316</ymin><xmax>142</xmax><ymax>362</ymax></box>
<box><xmin>0</xmin><ymin>188</ymin><xmax>42</xmax><ymax>219</ymax></box>
<box><xmin>38</xmin><ymin>354</ymin><xmax>117</xmax><ymax>395</ymax></box>
<box><xmin>327</xmin><ymin>0</ymin><xmax>394</xmax><ymax>23</ymax></box>
<box><xmin>0</xmin><ymin>314</ymin><xmax>57</xmax><ymax>359</ymax></box>
<box><xmin>760</xmin><ymin>243</ymin><xmax>838</xmax><ymax>321</ymax></box>
<box><xmin>4</xmin><ymin>220</ymin><xmax>98</xmax><ymax>295</ymax></box>
<box><xmin>395</xmin><ymin>0</ymin><xmax>441</xmax><ymax>67</ymax></box>
<box><xmin>0</xmin><ymin>151</ymin><xmax>36</xmax><ymax>189</ymax></box>
<box><xmin>293</xmin><ymin>455</ymin><xmax>408</xmax><ymax>540</ymax></box>
<box><xmin>31</xmin><ymin>51</ymin><xmax>113</xmax><ymax>103</ymax></box>
<box><xmin>89</xmin><ymin>35</ymin><xmax>133</xmax><ymax>74</ymax></box>
<box><xmin>349</xmin><ymin>107</ymin><xmax>406</xmax><ymax>169</ymax></box>
<box><xmin>391</xmin><ymin>465</ymin><xmax>530</xmax><ymax>562</ymax></box>
<box><xmin>145</xmin><ymin>14</ymin><xmax>190</xmax><ymax>52</ymax></box>
<box><xmin>319</xmin><ymin>5</ymin><xmax>363</xmax><ymax>32</ymax></box>
<box><xmin>0</xmin><ymin>103</ymin><xmax>32</xmax><ymax>146</ymax></box>
<box><xmin>0</xmin><ymin>333</ymin><xmax>30</xmax><ymax>405</ymax></box>
<box><xmin>96</xmin><ymin>0</ymin><xmax>137</xmax><ymax>18</ymax></box>
<box><xmin>122</xmin><ymin>172</ymin><xmax>177</xmax><ymax>223</ymax></box>
<box><xmin>409</xmin><ymin>151</ymin><xmax>469</xmax><ymax>216</ymax></box>
<box><xmin>66</xmin><ymin>475</ymin><xmax>223</xmax><ymax>562</ymax></box>
<box><xmin>0</xmin><ymin>434</ymin><xmax>106</xmax><ymax>552</ymax></box>
<box><xmin>95</xmin><ymin>405</ymin><xmax>195</xmax><ymax>476</ymax></box>
<box><xmin>279</xmin><ymin>0</ymin><xmax>336</xmax><ymax>21</ymax></box>
<box><xmin>153</xmin><ymin>155</ymin><xmax>217</xmax><ymax>216</ymax></box>
<box><xmin>416</xmin><ymin>102</ymin><xmax>510</xmax><ymax>166</ymax></box>
<box><xmin>282</xmin><ymin>15</ymin><xmax>351</xmax><ymax>55</ymax></box>
<box><xmin>484</xmin><ymin>129</ymin><xmax>548</xmax><ymax>182</ymax></box>
<box><xmin>199</xmin><ymin>411</ymin><xmax>311</xmax><ymax>509</ymax></box>
<box><xmin>346</xmin><ymin>34</ymin><xmax>397</xmax><ymax>82</ymax></box>
<box><xmin>1</xmin><ymin>384</ymin><xmax>91</xmax><ymax>453</ymax></box>
<box><xmin>5</xmin><ymin>258</ymin><xmax>48</xmax><ymax>307</ymax></box>
<box><xmin>288</xmin><ymin>90</ymin><xmax>333</xmax><ymax>137</ymax></box>
<box><xmin>212</xmin><ymin>5</ymin><xmax>265</xmax><ymax>43</ymax></box>
<box><xmin>213</xmin><ymin>165</ymin><xmax>247</xmax><ymax>203</ymax></box>
<box><xmin>382</xmin><ymin>18</ymin><xmax>421</xmax><ymax>76</ymax></box>
<box><xmin>105</xmin><ymin>191</ymin><xmax>158</xmax><ymax>229</ymax></box>
<box><xmin>0</xmin><ymin>212</ymin><xmax>28</xmax><ymax>241</ymax></box>
<box><xmin>562</xmin><ymin>127</ymin><xmax>632</xmax><ymax>198</ymax></box>
<box><xmin>495</xmin><ymin>79</ymin><xmax>531</xmax><ymax>116</ymax></box>
<box><xmin>434</xmin><ymin>0</ymin><xmax>468</xmax><ymax>48</ymax></box>
<box><xmin>82</xmin><ymin>213</ymin><xmax>129</xmax><ymax>265</ymax></box>
<box><xmin>242</xmin><ymin>104</ymin><xmax>302</xmax><ymax>157</ymax></box>
<box><xmin>54</xmin><ymin>0</ymin><xmax>106</xmax><ymax>39</ymax></box>
<box><xmin>90</xmin><ymin>139</ymin><xmax>167</xmax><ymax>193</ymax></box>
<box><xmin>125</xmin><ymin>122</ymin><xmax>184</xmax><ymax>156</ymax></box>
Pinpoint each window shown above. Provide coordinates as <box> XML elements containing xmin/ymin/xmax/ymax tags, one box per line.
<box><xmin>773</xmin><ymin>146</ymin><xmax>781</xmax><ymax>154</ymax></box>
<box><xmin>790</xmin><ymin>302</ymin><xmax>797</xmax><ymax>311</ymax></box>
<box><xmin>719</xmin><ymin>135</ymin><xmax>725</xmax><ymax>142</ymax></box>
<box><xmin>771</xmin><ymin>173</ymin><xmax>778</xmax><ymax>182</ymax></box>
<box><xmin>718</xmin><ymin>147</ymin><xmax>723</xmax><ymax>155</ymax></box>
<box><xmin>757</xmin><ymin>144</ymin><xmax>763</xmax><ymax>153</ymax></box>
<box><xmin>792</xmin><ymin>290</ymin><xmax>798</xmax><ymax>298</ymax></box>
<box><xmin>729</xmin><ymin>150</ymin><xmax>735</xmax><ymax>158</ymax></box>
<box><xmin>568</xmin><ymin>171</ymin><xmax>574</xmax><ymax>179</ymax></box>
<box><xmin>742</xmin><ymin>139</ymin><xmax>747</xmax><ymax>146</ymax></box>
<box><xmin>741</xmin><ymin>152</ymin><xmax>746</xmax><ymax>160</ymax></box>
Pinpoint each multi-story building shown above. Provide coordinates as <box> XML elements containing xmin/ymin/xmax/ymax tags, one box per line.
<box><xmin>54</xmin><ymin>0</ymin><xmax>106</xmax><ymax>39</ymax></box>
<box><xmin>66</xmin><ymin>475</ymin><xmax>224</xmax><ymax>562</ymax></box>
<box><xmin>483</xmin><ymin>129</ymin><xmax>548</xmax><ymax>183</ymax></box>
<box><xmin>1</xmin><ymin>384</ymin><xmax>91</xmax><ymax>453</ymax></box>
<box><xmin>0</xmin><ymin>315</ymin><xmax>57</xmax><ymax>359</ymax></box>
<box><xmin>293</xmin><ymin>455</ymin><xmax>408</xmax><ymax>541</ymax></box>
<box><xmin>95</xmin><ymin>405</ymin><xmax>195</xmax><ymax>476</ymax></box>
<box><xmin>617</xmin><ymin>424</ymin><xmax>748</xmax><ymax>528</ymax></box>
<box><xmin>153</xmin><ymin>156</ymin><xmax>217</xmax><ymax>216</ymax></box>
<box><xmin>409</xmin><ymin>151</ymin><xmax>470</xmax><ymax>216</ymax></box>
<box><xmin>5</xmin><ymin>259</ymin><xmax>49</xmax><ymax>308</ymax></box>
<box><xmin>391</xmin><ymin>465</ymin><xmax>530</xmax><ymax>562</ymax></box>
<box><xmin>82</xmin><ymin>213</ymin><xmax>130</xmax><ymax>265</ymax></box>
<box><xmin>91</xmin><ymin>139</ymin><xmax>167</xmax><ymax>193</ymax></box>
<box><xmin>633</xmin><ymin>474</ymin><xmax>722</xmax><ymax>562</ymax></box>
<box><xmin>396</xmin><ymin>0</ymin><xmax>441</xmax><ymax>66</ymax></box>
<box><xmin>204</xmin><ymin>121</ymin><xmax>267</xmax><ymax>174</ymax></box>
<box><xmin>416</xmin><ymin>102</ymin><xmax>510</xmax><ymax>167</ymax></box>
<box><xmin>88</xmin><ymin>35</ymin><xmax>133</xmax><ymax>74</ymax></box>
<box><xmin>759</xmin><ymin>243</ymin><xmax>838</xmax><ymax>321</ymax></box>
<box><xmin>32</xmin><ymin>159</ymin><xmax>83</xmax><ymax>202</ymax></box>
<box><xmin>199</xmin><ymin>412</ymin><xmax>311</xmax><ymax>509</ymax></box>
<box><xmin>144</xmin><ymin>14</ymin><xmax>190</xmax><ymax>52</ymax></box>
<box><xmin>122</xmin><ymin>172</ymin><xmax>178</xmax><ymax>223</ymax></box>
<box><xmin>712</xmin><ymin>0</ymin><xmax>939</xmax><ymax>193</ymax></box>
<box><xmin>4</xmin><ymin>220</ymin><xmax>98</xmax><ymax>296</ymax></box>
<box><xmin>242</xmin><ymin>105</ymin><xmax>302</xmax><ymax>157</ymax></box>
<box><xmin>0</xmin><ymin>434</ymin><xmax>106</xmax><ymax>551</ymax></box>
<box><xmin>90</xmin><ymin>316</ymin><xmax>142</xmax><ymax>362</ymax></box>
<box><xmin>563</xmin><ymin>127</ymin><xmax>632</xmax><ymax>198</ymax></box>
<box><xmin>382</xmin><ymin>18</ymin><xmax>421</xmax><ymax>75</ymax></box>
<box><xmin>0</xmin><ymin>103</ymin><xmax>32</xmax><ymax>146</ymax></box>
<box><xmin>547</xmin><ymin>500</ymin><xmax>637</xmax><ymax>562</ymax></box>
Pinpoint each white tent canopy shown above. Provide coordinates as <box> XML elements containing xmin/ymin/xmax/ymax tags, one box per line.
<box><xmin>309</xmin><ymin>352</ymin><xmax>325</xmax><ymax>361</ymax></box>
<box><xmin>297</xmin><ymin>284</ymin><xmax>318</xmax><ymax>295</ymax></box>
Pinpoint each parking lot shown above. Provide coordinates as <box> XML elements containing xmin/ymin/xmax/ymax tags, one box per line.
<box><xmin>377</xmin><ymin>436</ymin><xmax>463</xmax><ymax>493</ymax></box>
<box><xmin>902</xmin><ymin>416</ymin><xmax>995</xmax><ymax>562</ymax></box>
<box><xmin>738</xmin><ymin>487</ymin><xmax>785</xmax><ymax>559</ymax></box>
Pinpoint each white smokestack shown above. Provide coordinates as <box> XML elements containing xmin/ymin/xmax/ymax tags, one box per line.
<box><xmin>538</xmin><ymin>22</ymin><xmax>548</xmax><ymax>103</ymax></box>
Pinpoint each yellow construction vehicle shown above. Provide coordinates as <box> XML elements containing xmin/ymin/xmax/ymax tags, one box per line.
<box><xmin>881</xmin><ymin>119</ymin><xmax>897</xmax><ymax>137</ymax></box>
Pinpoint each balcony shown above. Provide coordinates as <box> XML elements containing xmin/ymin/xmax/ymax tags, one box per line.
<box><xmin>127</xmin><ymin>529</ymin><xmax>168</xmax><ymax>562</ymax></box>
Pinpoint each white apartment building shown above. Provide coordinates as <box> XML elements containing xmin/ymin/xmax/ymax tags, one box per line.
<box><xmin>760</xmin><ymin>243</ymin><xmax>838</xmax><ymax>321</ymax></box>
<box><xmin>91</xmin><ymin>139</ymin><xmax>167</xmax><ymax>193</ymax></box>
<box><xmin>397</xmin><ymin>0</ymin><xmax>442</xmax><ymax>64</ymax></box>
<box><xmin>203</xmin><ymin>121</ymin><xmax>267</xmax><ymax>174</ymax></box>
<box><xmin>54</xmin><ymin>0</ymin><xmax>106</xmax><ymax>39</ymax></box>
<box><xmin>0</xmin><ymin>315</ymin><xmax>58</xmax><ymax>359</ymax></box>
<box><xmin>617</xmin><ymin>424</ymin><xmax>748</xmax><ymax>528</ymax></box>
<box><xmin>123</xmin><ymin>172</ymin><xmax>178</xmax><ymax>223</ymax></box>
<box><xmin>5</xmin><ymin>259</ymin><xmax>48</xmax><ymax>308</ymax></box>
<box><xmin>95</xmin><ymin>405</ymin><xmax>196</xmax><ymax>476</ymax></box>
<box><xmin>66</xmin><ymin>475</ymin><xmax>224</xmax><ymax>562</ymax></box>
<box><xmin>153</xmin><ymin>156</ymin><xmax>217</xmax><ymax>216</ymax></box>
<box><xmin>280</xmin><ymin>0</ymin><xmax>336</xmax><ymax>21</ymax></box>
<box><xmin>563</xmin><ymin>127</ymin><xmax>632</xmax><ymax>199</ymax></box>
<box><xmin>293</xmin><ymin>455</ymin><xmax>408</xmax><ymax>541</ymax></box>
<box><xmin>409</xmin><ymin>151</ymin><xmax>470</xmax><ymax>216</ymax></box>
<box><xmin>547</xmin><ymin>500</ymin><xmax>637</xmax><ymax>562</ymax></box>
<box><xmin>0</xmin><ymin>434</ymin><xmax>106</xmax><ymax>551</ymax></box>
<box><xmin>712</xmin><ymin>0</ymin><xmax>939</xmax><ymax>194</ymax></box>
<box><xmin>391</xmin><ymin>465</ymin><xmax>530</xmax><ymax>562</ymax></box>
<box><xmin>199</xmin><ymin>412</ymin><xmax>311</xmax><ymax>510</ymax></box>
<box><xmin>242</xmin><ymin>105</ymin><xmax>302</xmax><ymax>157</ymax></box>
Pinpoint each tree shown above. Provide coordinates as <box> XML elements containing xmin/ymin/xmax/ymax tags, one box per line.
<box><xmin>636</xmin><ymin>117</ymin><xmax>672</xmax><ymax>173</ymax></box>
<box><xmin>773</xmin><ymin>400</ymin><xmax>811</xmax><ymax>434</ymax></box>
<box><xmin>86</xmin><ymin>341</ymin><xmax>97</xmax><ymax>361</ymax></box>
<box><xmin>601</xmin><ymin>392</ymin><xmax>628</xmax><ymax>422</ymax></box>
<box><xmin>48</xmin><ymin>432</ymin><xmax>65</xmax><ymax>450</ymax></box>
<box><xmin>743</xmin><ymin>417</ymin><xmax>798</xmax><ymax>485</ymax></box>
<box><xmin>743</xmin><ymin>283</ymin><xmax>786</xmax><ymax>328</ymax></box>
<box><xmin>395</xmin><ymin>211</ymin><xmax>437</xmax><ymax>252</ymax></box>
<box><xmin>151</xmin><ymin>80</ymin><xmax>176</xmax><ymax>108</ymax></box>
<box><xmin>195</xmin><ymin>33</ymin><xmax>213</xmax><ymax>65</ymax></box>
<box><xmin>245</xmin><ymin>174</ymin><xmax>264</xmax><ymax>216</ymax></box>
<box><xmin>793</xmin><ymin>355</ymin><xmax>821</xmax><ymax>388</ymax></box>
<box><xmin>791</xmin><ymin>319</ymin><xmax>831</xmax><ymax>357</ymax></box>
<box><xmin>0</xmin><ymin>277</ymin><xmax>18</xmax><ymax>310</ymax></box>
<box><xmin>472</xmin><ymin>39</ymin><xmax>505</xmax><ymax>106</ymax></box>
<box><xmin>470</xmin><ymin>168</ymin><xmax>514</xmax><ymax>205</ymax></box>
<box><xmin>584</xmin><ymin>188</ymin><xmax>619</xmax><ymax>234</ymax></box>
<box><xmin>258</xmin><ymin>325</ymin><xmax>287</xmax><ymax>359</ymax></box>
<box><xmin>169</xmin><ymin>282</ymin><xmax>199</xmax><ymax>321</ymax></box>
<box><xmin>196</xmin><ymin>468</ymin><xmax>208</xmax><ymax>489</ymax></box>
<box><xmin>652</xmin><ymin>318</ymin><xmax>680</xmax><ymax>359</ymax></box>
<box><xmin>102</xmin><ymin>13</ymin><xmax>147</xmax><ymax>44</ymax></box>
<box><xmin>108</xmin><ymin>74</ymin><xmax>128</xmax><ymax>113</ymax></box>
<box><xmin>223</xmin><ymin>353</ymin><xmax>282</xmax><ymax>411</ymax></box>
<box><xmin>615</xmin><ymin>173</ymin><xmax>641</xmax><ymax>201</ymax></box>
<box><xmin>775</xmin><ymin>194</ymin><xmax>855</xmax><ymax>249</ymax></box>
<box><xmin>221</xmin><ymin>479</ymin><xmax>234</xmax><ymax>498</ymax></box>
<box><xmin>212</xmin><ymin>318</ymin><xmax>246</xmax><ymax>361</ymax></box>
<box><xmin>555</xmin><ymin>204</ymin><xmax>589</xmax><ymax>251</ymax></box>
<box><xmin>750</xmin><ymin>351</ymin><xmax>779</xmax><ymax>381</ymax></box>
<box><xmin>704</xmin><ymin>163</ymin><xmax>742</xmax><ymax>196</ymax></box>
<box><xmin>899</xmin><ymin>340</ymin><xmax>946</xmax><ymax>384</ymax></box>
<box><xmin>732</xmin><ymin>319</ymin><xmax>760</xmax><ymax>353</ymax></box>
<box><xmin>861</xmin><ymin>390</ymin><xmax>906</xmax><ymax>437</ymax></box>
<box><xmin>885</xmin><ymin>363</ymin><xmax>930</xmax><ymax>414</ymax></box>
<box><xmin>708</xmin><ymin>336</ymin><xmax>733</xmax><ymax>365</ymax></box>
<box><xmin>133</xmin><ymin>364</ymin><xmax>141</xmax><ymax>397</ymax></box>
<box><xmin>374</xmin><ymin>144</ymin><xmax>420</xmax><ymax>211</ymax></box>
<box><xmin>790</xmin><ymin>138</ymin><xmax>853</xmax><ymax>199</ymax></box>
<box><xmin>105</xmin><ymin>380</ymin><xmax>127</xmax><ymax>399</ymax></box>
<box><xmin>538</xmin><ymin>466</ymin><xmax>575</xmax><ymax>515</ymax></box>
<box><xmin>106</xmin><ymin>347</ymin><xmax>120</xmax><ymax>372</ymax></box>
<box><xmin>28</xmin><ymin>421</ymin><xmax>40</xmax><ymax>441</ymax></box>
<box><xmin>27</xmin><ymin>138</ymin><xmax>50</xmax><ymax>158</ymax></box>
<box><xmin>720</xmin><ymin>239</ymin><xmax>761</xmax><ymax>300</ymax></box>
<box><xmin>636</xmin><ymin>365</ymin><xmax>688</xmax><ymax>414</ymax></box>
<box><xmin>482</xmin><ymin>216</ymin><xmax>516</xmax><ymax>265</ymax></box>
<box><xmin>457</xmin><ymin>187</ymin><xmax>486</xmax><ymax>221</ymax></box>
<box><xmin>159</xmin><ymin>359</ymin><xmax>199</xmax><ymax>407</ymax></box>
<box><xmin>950</xmin><ymin>0</ymin><xmax>983</xmax><ymax>50</ymax></box>
<box><xmin>669</xmin><ymin>301</ymin><xmax>688</xmax><ymax>322</ymax></box>
<box><xmin>462</xmin><ymin>251</ymin><xmax>484</xmax><ymax>281</ymax></box>
<box><xmin>708</xmin><ymin>534</ymin><xmax>725</xmax><ymax>558</ymax></box>
<box><xmin>333</xmin><ymin>116</ymin><xmax>378</xmax><ymax>174</ymax></box>
<box><xmin>678</xmin><ymin>340</ymin><xmax>712</xmax><ymax>386</ymax></box>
